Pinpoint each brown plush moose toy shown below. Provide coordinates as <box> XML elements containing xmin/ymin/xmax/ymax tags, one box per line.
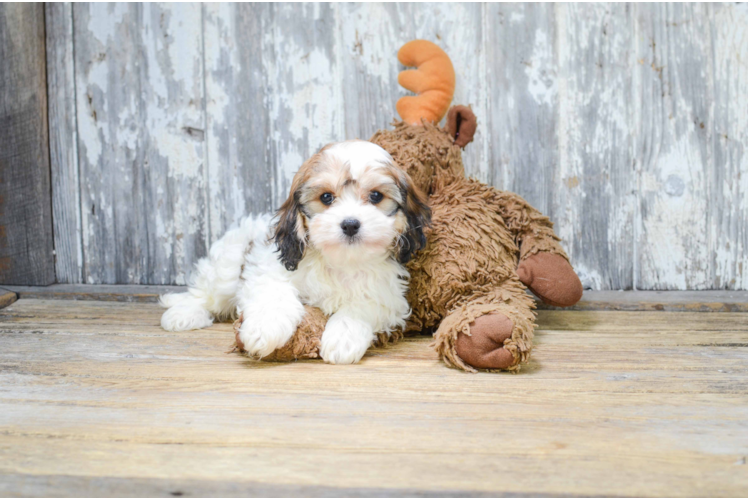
<box><xmin>235</xmin><ymin>40</ymin><xmax>583</xmax><ymax>372</ymax></box>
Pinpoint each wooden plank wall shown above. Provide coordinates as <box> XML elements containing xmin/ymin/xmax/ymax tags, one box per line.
<box><xmin>46</xmin><ymin>3</ymin><xmax>748</xmax><ymax>290</ymax></box>
<box><xmin>0</xmin><ymin>3</ymin><xmax>55</xmax><ymax>285</ymax></box>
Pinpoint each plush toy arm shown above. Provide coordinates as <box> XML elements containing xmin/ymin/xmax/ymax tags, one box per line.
<box><xmin>492</xmin><ymin>191</ymin><xmax>568</xmax><ymax>260</ymax></box>
<box><xmin>492</xmin><ymin>191</ymin><xmax>583</xmax><ymax>307</ymax></box>
<box><xmin>234</xmin><ymin>305</ymin><xmax>327</xmax><ymax>362</ymax></box>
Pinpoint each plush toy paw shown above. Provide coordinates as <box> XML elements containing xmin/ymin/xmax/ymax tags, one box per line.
<box><xmin>454</xmin><ymin>312</ymin><xmax>516</xmax><ymax>369</ymax></box>
<box><xmin>517</xmin><ymin>252</ymin><xmax>583</xmax><ymax>307</ymax></box>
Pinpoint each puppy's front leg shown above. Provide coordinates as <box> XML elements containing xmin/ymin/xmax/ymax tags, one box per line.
<box><xmin>319</xmin><ymin>309</ymin><xmax>377</xmax><ymax>364</ymax></box>
<box><xmin>236</xmin><ymin>270</ymin><xmax>305</xmax><ymax>359</ymax></box>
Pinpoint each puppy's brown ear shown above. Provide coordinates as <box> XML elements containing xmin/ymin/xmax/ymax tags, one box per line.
<box><xmin>273</xmin><ymin>172</ymin><xmax>309</xmax><ymax>271</ymax></box>
<box><xmin>396</xmin><ymin>170</ymin><xmax>431</xmax><ymax>264</ymax></box>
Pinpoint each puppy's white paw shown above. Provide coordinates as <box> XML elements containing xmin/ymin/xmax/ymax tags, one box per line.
<box><xmin>320</xmin><ymin>315</ymin><xmax>374</xmax><ymax>365</ymax></box>
<box><xmin>238</xmin><ymin>309</ymin><xmax>299</xmax><ymax>359</ymax></box>
<box><xmin>161</xmin><ymin>306</ymin><xmax>214</xmax><ymax>332</ymax></box>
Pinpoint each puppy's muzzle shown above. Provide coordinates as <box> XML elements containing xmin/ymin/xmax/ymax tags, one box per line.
<box><xmin>340</xmin><ymin>219</ymin><xmax>361</xmax><ymax>237</ymax></box>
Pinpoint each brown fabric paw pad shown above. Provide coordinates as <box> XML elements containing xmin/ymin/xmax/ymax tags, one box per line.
<box><xmin>454</xmin><ymin>312</ymin><xmax>515</xmax><ymax>370</ymax></box>
<box><xmin>517</xmin><ymin>252</ymin><xmax>583</xmax><ymax>307</ymax></box>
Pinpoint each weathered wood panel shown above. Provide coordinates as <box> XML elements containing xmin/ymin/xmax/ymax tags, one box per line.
<box><xmin>482</xmin><ymin>3</ymin><xmax>558</xmax><ymax>217</ymax></box>
<box><xmin>337</xmin><ymin>4</ymin><xmax>411</xmax><ymax>145</ymax></box>
<box><xmin>0</xmin><ymin>3</ymin><xmax>55</xmax><ymax>285</ymax></box>
<box><xmin>483</xmin><ymin>4</ymin><xmax>637</xmax><ymax>290</ymax></box>
<box><xmin>74</xmin><ymin>3</ymin><xmax>142</xmax><ymax>284</ymax></box>
<box><xmin>73</xmin><ymin>3</ymin><xmax>207</xmax><ymax>284</ymax></box>
<box><xmin>45</xmin><ymin>3</ymin><xmax>748</xmax><ymax>289</ymax></box>
<box><xmin>711</xmin><ymin>3</ymin><xmax>748</xmax><ymax>290</ymax></box>
<box><xmin>204</xmin><ymin>3</ymin><xmax>274</xmax><ymax>241</ymax></box>
<box><xmin>46</xmin><ymin>3</ymin><xmax>83</xmax><ymax>284</ymax></box>
<box><xmin>484</xmin><ymin>3</ymin><xmax>557</xmax><ymax>215</ymax></box>
<box><xmin>635</xmin><ymin>4</ymin><xmax>714</xmax><ymax>290</ymax></box>
<box><xmin>554</xmin><ymin>3</ymin><xmax>636</xmax><ymax>290</ymax></box>
<box><xmin>264</xmin><ymin>3</ymin><xmax>344</xmax><ymax>207</ymax></box>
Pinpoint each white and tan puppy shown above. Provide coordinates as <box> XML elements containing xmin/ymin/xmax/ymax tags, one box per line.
<box><xmin>160</xmin><ymin>140</ymin><xmax>430</xmax><ymax>364</ymax></box>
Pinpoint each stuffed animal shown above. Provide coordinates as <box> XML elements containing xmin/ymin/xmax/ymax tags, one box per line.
<box><xmin>234</xmin><ymin>40</ymin><xmax>582</xmax><ymax>372</ymax></box>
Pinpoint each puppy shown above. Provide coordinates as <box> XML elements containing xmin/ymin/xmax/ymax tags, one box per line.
<box><xmin>160</xmin><ymin>140</ymin><xmax>430</xmax><ymax>364</ymax></box>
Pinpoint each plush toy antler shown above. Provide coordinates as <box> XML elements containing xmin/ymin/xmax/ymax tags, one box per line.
<box><xmin>396</xmin><ymin>40</ymin><xmax>455</xmax><ymax>125</ymax></box>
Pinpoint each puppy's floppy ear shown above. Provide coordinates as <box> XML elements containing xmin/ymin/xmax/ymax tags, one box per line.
<box><xmin>395</xmin><ymin>169</ymin><xmax>431</xmax><ymax>264</ymax></box>
<box><xmin>273</xmin><ymin>171</ymin><xmax>309</xmax><ymax>272</ymax></box>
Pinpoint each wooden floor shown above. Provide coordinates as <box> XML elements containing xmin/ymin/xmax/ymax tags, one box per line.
<box><xmin>0</xmin><ymin>298</ymin><xmax>747</xmax><ymax>497</ymax></box>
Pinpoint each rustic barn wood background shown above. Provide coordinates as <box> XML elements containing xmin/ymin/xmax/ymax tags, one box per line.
<box><xmin>43</xmin><ymin>2</ymin><xmax>748</xmax><ymax>290</ymax></box>
<box><xmin>0</xmin><ymin>4</ymin><xmax>54</xmax><ymax>285</ymax></box>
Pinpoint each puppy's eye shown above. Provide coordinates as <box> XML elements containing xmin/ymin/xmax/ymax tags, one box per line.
<box><xmin>369</xmin><ymin>191</ymin><xmax>384</xmax><ymax>204</ymax></box>
<box><xmin>320</xmin><ymin>192</ymin><xmax>334</xmax><ymax>206</ymax></box>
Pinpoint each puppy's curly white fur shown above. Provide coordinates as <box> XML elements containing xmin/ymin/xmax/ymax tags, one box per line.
<box><xmin>160</xmin><ymin>140</ymin><xmax>430</xmax><ymax>364</ymax></box>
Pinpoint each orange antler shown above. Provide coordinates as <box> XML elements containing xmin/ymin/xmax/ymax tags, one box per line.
<box><xmin>396</xmin><ymin>40</ymin><xmax>455</xmax><ymax>125</ymax></box>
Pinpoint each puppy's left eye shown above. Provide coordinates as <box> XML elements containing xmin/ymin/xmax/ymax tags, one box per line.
<box><xmin>369</xmin><ymin>191</ymin><xmax>384</xmax><ymax>204</ymax></box>
<box><xmin>320</xmin><ymin>192</ymin><xmax>334</xmax><ymax>206</ymax></box>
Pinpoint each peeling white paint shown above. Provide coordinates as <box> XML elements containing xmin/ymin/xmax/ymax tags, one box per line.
<box><xmin>337</xmin><ymin>3</ymin><xmax>396</xmax><ymax>83</ymax></box>
<box><xmin>636</xmin><ymin>3</ymin><xmax>714</xmax><ymax>290</ymax></box>
<box><xmin>711</xmin><ymin>3</ymin><xmax>748</xmax><ymax>290</ymax></box>
<box><xmin>525</xmin><ymin>29</ymin><xmax>557</xmax><ymax>107</ymax></box>
<box><xmin>510</xmin><ymin>11</ymin><xmax>525</xmax><ymax>23</ymax></box>
<box><xmin>86</xmin><ymin>3</ymin><xmax>128</xmax><ymax>46</ymax></box>
<box><xmin>642</xmin><ymin>136</ymin><xmax>709</xmax><ymax>289</ymax></box>
<box><xmin>267</xmin><ymin>6</ymin><xmax>342</xmax><ymax>206</ymax></box>
<box><xmin>204</xmin><ymin>2</ymin><xmax>242</xmax><ymax>241</ymax></box>
<box><xmin>575</xmin><ymin>264</ymin><xmax>605</xmax><ymax>290</ymax></box>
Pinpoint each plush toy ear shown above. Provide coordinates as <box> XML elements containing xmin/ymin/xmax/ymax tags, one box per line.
<box><xmin>273</xmin><ymin>179</ymin><xmax>307</xmax><ymax>272</ymax></box>
<box><xmin>447</xmin><ymin>105</ymin><xmax>477</xmax><ymax>148</ymax></box>
<box><xmin>396</xmin><ymin>171</ymin><xmax>431</xmax><ymax>264</ymax></box>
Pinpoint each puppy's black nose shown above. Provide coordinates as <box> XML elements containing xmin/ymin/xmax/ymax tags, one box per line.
<box><xmin>340</xmin><ymin>219</ymin><xmax>361</xmax><ymax>237</ymax></box>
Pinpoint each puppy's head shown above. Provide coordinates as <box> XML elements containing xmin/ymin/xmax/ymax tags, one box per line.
<box><xmin>274</xmin><ymin>140</ymin><xmax>430</xmax><ymax>270</ymax></box>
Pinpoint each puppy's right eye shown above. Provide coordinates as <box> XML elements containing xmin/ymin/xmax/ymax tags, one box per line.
<box><xmin>320</xmin><ymin>192</ymin><xmax>334</xmax><ymax>206</ymax></box>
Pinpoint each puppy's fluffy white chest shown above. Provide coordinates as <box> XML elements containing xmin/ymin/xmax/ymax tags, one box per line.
<box><xmin>289</xmin><ymin>249</ymin><xmax>410</xmax><ymax>334</ymax></box>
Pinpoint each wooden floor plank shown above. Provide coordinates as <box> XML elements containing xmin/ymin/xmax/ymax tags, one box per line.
<box><xmin>6</xmin><ymin>285</ymin><xmax>748</xmax><ymax>312</ymax></box>
<box><xmin>4</xmin><ymin>284</ymin><xmax>184</xmax><ymax>303</ymax></box>
<box><xmin>0</xmin><ymin>473</ymin><xmax>530</xmax><ymax>498</ymax></box>
<box><xmin>0</xmin><ymin>299</ymin><xmax>746</xmax><ymax>497</ymax></box>
<box><xmin>0</xmin><ymin>289</ymin><xmax>17</xmax><ymax>309</ymax></box>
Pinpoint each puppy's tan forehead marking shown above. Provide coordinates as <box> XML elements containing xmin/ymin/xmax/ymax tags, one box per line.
<box><xmin>324</xmin><ymin>140</ymin><xmax>393</xmax><ymax>181</ymax></box>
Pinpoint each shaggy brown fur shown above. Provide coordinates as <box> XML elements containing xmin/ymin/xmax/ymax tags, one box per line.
<box><xmin>233</xmin><ymin>108</ymin><xmax>582</xmax><ymax>372</ymax></box>
<box><xmin>234</xmin><ymin>305</ymin><xmax>326</xmax><ymax>362</ymax></box>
